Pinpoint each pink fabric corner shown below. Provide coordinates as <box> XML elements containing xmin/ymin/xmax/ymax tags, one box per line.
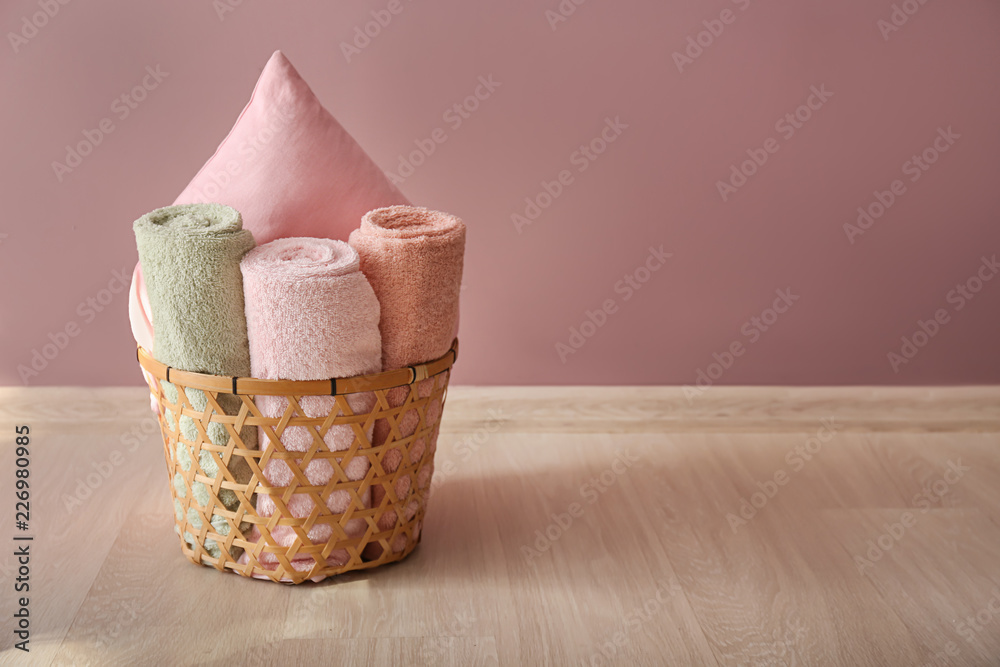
<box><xmin>129</xmin><ymin>263</ymin><xmax>154</xmax><ymax>353</ymax></box>
<box><xmin>173</xmin><ymin>50</ymin><xmax>408</xmax><ymax>244</ymax></box>
<box><xmin>128</xmin><ymin>50</ymin><xmax>408</xmax><ymax>378</ymax></box>
<box><xmin>129</xmin><ymin>264</ymin><xmax>158</xmax><ymax>412</ymax></box>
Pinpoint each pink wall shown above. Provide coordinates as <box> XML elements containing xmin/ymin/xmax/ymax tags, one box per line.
<box><xmin>2</xmin><ymin>0</ymin><xmax>999</xmax><ymax>387</ymax></box>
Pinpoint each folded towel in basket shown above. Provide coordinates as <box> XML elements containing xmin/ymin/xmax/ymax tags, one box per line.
<box><xmin>133</xmin><ymin>203</ymin><xmax>258</xmax><ymax>561</ymax></box>
<box><xmin>349</xmin><ymin>205</ymin><xmax>465</xmax><ymax>556</ymax></box>
<box><xmin>240</xmin><ymin>237</ymin><xmax>382</xmax><ymax>572</ymax></box>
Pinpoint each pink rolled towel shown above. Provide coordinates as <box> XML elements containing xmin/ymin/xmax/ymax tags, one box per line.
<box><xmin>349</xmin><ymin>205</ymin><xmax>465</xmax><ymax>556</ymax></box>
<box><xmin>240</xmin><ymin>238</ymin><xmax>382</xmax><ymax>573</ymax></box>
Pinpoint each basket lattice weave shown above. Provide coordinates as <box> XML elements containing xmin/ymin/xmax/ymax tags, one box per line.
<box><xmin>137</xmin><ymin>340</ymin><xmax>457</xmax><ymax>584</ymax></box>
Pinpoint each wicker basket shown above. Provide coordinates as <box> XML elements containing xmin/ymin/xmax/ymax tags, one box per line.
<box><xmin>137</xmin><ymin>339</ymin><xmax>457</xmax><ymax>584</ymax></box>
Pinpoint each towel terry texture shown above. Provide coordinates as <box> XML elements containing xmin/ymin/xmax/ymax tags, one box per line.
<box><xmin>349</xmin><ymin>205</ymin><xmax>465</xmax><ymax>556</ymax></box>
<box><xmin>240</xmin><ymin>238</ymin><xmax>382</xmax><ymax>572</ymax></box>
<box><xmin>128</xmin><ymin>49</ymin><xmax>409</xmax><ymax>389</ymax></box>
<box><xmin>133</xmin><ymin>203</ymin><xmax>257</xmax><ymax>560</ymax></box>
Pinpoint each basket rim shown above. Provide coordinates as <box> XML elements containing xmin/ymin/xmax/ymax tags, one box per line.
<box><xmin>138</xmin><ymin>338</ymin><xmax>458</xmax><ymax>396</ymax></box>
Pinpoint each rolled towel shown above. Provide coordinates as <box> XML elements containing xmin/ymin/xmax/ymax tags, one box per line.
<box><xmin>349</xmin><ymin>205</ymin><xmax>465</xmax><ymax>556</ymax></box>
<box><xmin>133</xmin><ymin>203</ymin><xmax>257</xmax><ymax>561</ymax></box>
<box><xmin>349</xmin><ymin>205</ymin><xmax>465</xmax><ymax>370</ymax></box>
<box><xmin>240</xmin><ymin>238</ymin><xmax>382</xmax><ymax>572</ymax></box>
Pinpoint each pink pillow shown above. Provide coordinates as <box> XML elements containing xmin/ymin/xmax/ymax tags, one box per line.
<box><xmin>129</xmin><ymin>50</ymin><xmax>408</xmax><ymax>366</ymax></box>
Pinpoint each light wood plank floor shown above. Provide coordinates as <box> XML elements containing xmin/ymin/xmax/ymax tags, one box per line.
<box><xmin>1</xmin><ymin>386</ymin><xmax>999</xmax><ymax>666</ymax></box>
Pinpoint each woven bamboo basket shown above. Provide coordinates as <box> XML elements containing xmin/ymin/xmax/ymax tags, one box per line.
<box><xmin>137</xmin><ymin>339</ymin><xmax>457</xmax><ymax>584</ymax></box>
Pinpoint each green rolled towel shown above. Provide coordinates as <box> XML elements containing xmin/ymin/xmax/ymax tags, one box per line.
<box><xmin>133</xmin><ymin>203</ymin><xmax>257</xmax><ymax>561</ymax></box>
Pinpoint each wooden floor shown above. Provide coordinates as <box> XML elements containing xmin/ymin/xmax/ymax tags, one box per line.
<box><xmin>1</xmin><ymin>386</ymin><xmax>1000</xmax><ymax>666</ymax></box>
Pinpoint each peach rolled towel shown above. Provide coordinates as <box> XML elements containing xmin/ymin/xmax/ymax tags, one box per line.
<box><xmin>240</xmin><ymin>238</ymin><xmax>382</xmax><ymax>573</ymax></box>
<box><xmin>349</xmin><ymin>205</ymin><xmax>465</xmax><ymax>557</ymax></box>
